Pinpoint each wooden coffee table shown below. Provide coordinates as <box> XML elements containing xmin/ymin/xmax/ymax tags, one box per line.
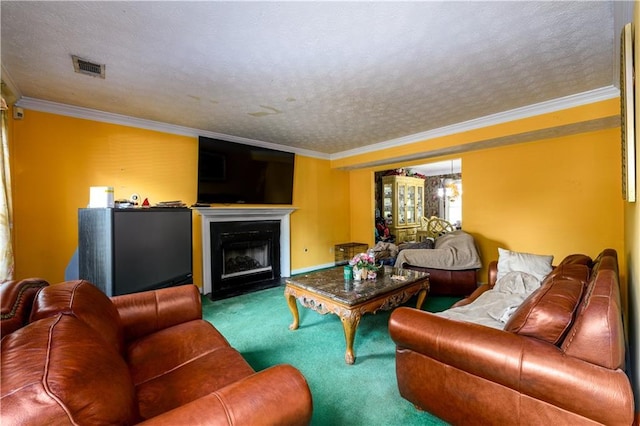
<box><xmin>284</xmin><ymin>266</ymin><xmax>429</xmax><ymax>364</ymax></box>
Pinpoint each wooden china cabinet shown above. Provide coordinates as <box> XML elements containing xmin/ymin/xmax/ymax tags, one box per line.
<box><xmin>381</xmin><ymin>175</ymin><xmax>424</xmax><ymax>243</ymax></box>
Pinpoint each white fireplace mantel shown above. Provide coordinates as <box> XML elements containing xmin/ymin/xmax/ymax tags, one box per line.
<box><xmin>194</xmin><ymin>207</ymin><xmax>296</xmax><ymax>295</ymax></box>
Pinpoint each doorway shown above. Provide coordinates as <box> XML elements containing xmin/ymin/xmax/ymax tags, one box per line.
<box><xmin>374</xmin><ymin>159</ymin><xmax>462</xmax><ymax>242</ymax></box>
<box><xmin>412</xmin><ymin>159</ymin><xmax>462</xmax><ymax>228</ymax></box>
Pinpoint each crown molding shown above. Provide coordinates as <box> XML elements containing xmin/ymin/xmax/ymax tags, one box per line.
<box><xmin>14</xmin><ymin>97</ymin><xmax>329</xmax><ymax>160</ymax></box>
<box><xmin>16</xmin><ymin>85</ymin><xmax>617</xmax><ymax>162</ymax></box>
<box><xmin>330</xmin><ymin>85</ymin><xmax>619</xmax><ymax>160</ymax></box>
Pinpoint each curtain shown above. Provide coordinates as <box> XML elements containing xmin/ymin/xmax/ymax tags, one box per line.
<box><xmin>0</xmin><ymin>97</ymin><xmax>14</xmax><ymax>280</ymax></box>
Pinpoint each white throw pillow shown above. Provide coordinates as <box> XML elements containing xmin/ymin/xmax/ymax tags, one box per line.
<box><xmin>497</xmin><ymin>248</ymin><xmax>553</xmax><ymax>282</ymax></box>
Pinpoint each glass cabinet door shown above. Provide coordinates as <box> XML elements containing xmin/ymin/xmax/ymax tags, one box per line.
<box><xmin>417</xmin><ymin>186</ymin><xmax>423</xmax><ymax>219</ymax></box>
<box><xmin>406</xmin><ymin>185</ymin><xmax>415</xmax><ymax>224</ymax></box>
<box><xmin>398</xmin><ymin>184</ymin><xmax>406</xmax><ymax>225</ymax></box>
<box><xmin>383</xmin><ymin>183</ymin><xmax>393</xmax><ymax>221</ymax></box>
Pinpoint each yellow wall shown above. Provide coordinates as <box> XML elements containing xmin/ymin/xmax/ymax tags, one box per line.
<box><xmin>289</xmin><ymin>155</ymin><xmax>351</xmax><ymax>269</ymax></box>
<box><xmin>11</xmin><ymin>111</ymin><xmax>197</xmax><ymax>283</ymax></box>
<box><xmin>463</xmin><ymin>128</ymin><xmax>624</xmax><ymax>281</ymax></box>
<box><xmin>10</xmin><ymin>110</ymin><xmax>350</xmax><ymax>284</ymax></box>
<box><xmin>349</xmin><ymin>168</ymin><xmax>376</xmax><ymax>246</ymax></box>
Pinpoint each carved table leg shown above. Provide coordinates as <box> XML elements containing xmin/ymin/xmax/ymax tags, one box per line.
<box><xmin>285</xmin><ymin>292</ymin><xmax>299</xmax><ymax>330</ymax></box>
<box><xmin>415</xmin><ymin>288</ymin><xmax>428</xmax><ymax>310</ymax></box>
<box><xmin>340</xmin><ymin>311</ymin><xmax>362</xmax><ymax>364</ymax></box>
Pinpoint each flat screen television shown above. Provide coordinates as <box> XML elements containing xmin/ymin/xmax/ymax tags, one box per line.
<box><xmin>197</xmin><ymin>136</ymin><xmax>295</xmax><ymax>204</ymax></box>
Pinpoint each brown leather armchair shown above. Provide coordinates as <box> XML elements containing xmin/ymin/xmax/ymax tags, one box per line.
<box><xmin>1</xmin><ymin>280</ymin><xmax>313</xmax><ymax>425</ymax></box>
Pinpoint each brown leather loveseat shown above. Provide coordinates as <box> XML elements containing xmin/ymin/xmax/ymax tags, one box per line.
<box><xmin>1</xmin><ymin>280</ymin><xmax>313</xmax><ymax>425</ymax></box>
<box><xmin>389</xmin><ymin>249</ymin><xmax>634</xmax><ymax>425</ymax></box>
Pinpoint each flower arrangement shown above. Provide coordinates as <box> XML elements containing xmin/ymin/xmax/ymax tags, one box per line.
<box><xmin>349</xmin><ymin>252</ymin><xmax>380</xmax><ymax>280</ymax></box>
<box><xmin>349</xmin><ymin>252</ymin><xmax>376</xmax><ymax>270</ymax></box>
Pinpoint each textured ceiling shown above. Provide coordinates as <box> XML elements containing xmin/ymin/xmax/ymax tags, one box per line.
<box><xmin>0</xmin><ymin>1</ymin><xmax>624</xmax><ymax>156</ymax></box>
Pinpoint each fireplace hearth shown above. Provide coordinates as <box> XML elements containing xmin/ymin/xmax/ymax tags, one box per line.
<box><xmin>210</xmin><ymin>220</ymin><xmax>281</xmax><ymax>300</ymax></box>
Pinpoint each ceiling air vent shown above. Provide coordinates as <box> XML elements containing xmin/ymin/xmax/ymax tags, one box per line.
<box><xmin>72</xmin><ymin>55</ymin><xmax>105</xmax><ymax>79</ymax></box>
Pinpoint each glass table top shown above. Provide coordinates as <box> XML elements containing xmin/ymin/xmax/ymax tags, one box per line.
<box><xmin>285</xmin><ymin>266</ymin><xmax>429</xmax><ymax>306</ymax></box>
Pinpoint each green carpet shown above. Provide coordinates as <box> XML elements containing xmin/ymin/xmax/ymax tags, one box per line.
<box><xmin>202</xmin><ymin>285</ymin><xmax>458</xmax><ymax>426</ymax></box>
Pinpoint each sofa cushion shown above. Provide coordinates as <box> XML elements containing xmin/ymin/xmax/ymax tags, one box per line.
<box><xmin>30</xmin><ymin>280</ymin><xmax>124</xmax><ymax>354</ymax></box>
<box><xmin>497</xmin><ymin>248</ymin><xmax>553</xmax><ymax>282</ymax></box>
<box><xmin>127</xmin><ymin>318</ymin><xmax>255</xmax><ymax>419</ymax></box>
<box><xmin>544</xmin><ymin>263</ymin><xmax>591</xmax><ymax>286</ymax></box>
<box><xmin>112</xmin><ymin>284</ymin><xmax>204</xmax><ymax>343</ymax></box>
<box><xmin>557</xmin><ymin>254</ymin><xmax>592</xmax><ymax>267</ymax></box>
<box><xmin>561</xmin><ymin>250</ymin><xmax>625</xmax><ymax>369</ymax></box>
<box><xmin>127</xmin><ymin>319</ymin><xmax>232</xmax><ymax>385</ymax></box>
<box><xmin>1</xmin><ymin>314</ymin><xmax>138</xmax><ymax>425</ymax></box>
<box><xmin>134</xmin><ymin>345</ymin><xmax>255</xmax><ymax>419</ymax></box>
<box><xmin>504</xmin><ymin>271</ymin><xmax>585</xmax><ymax>344</ymax></box>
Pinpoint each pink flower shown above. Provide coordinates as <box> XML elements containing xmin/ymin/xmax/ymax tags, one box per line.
<box><xmin>349</xmin><ymin>252</ymin><xmax>376</xmax><ymax>269</ymax></box>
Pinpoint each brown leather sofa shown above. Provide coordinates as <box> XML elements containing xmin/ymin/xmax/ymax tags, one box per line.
<box><xmin>389</xmin><ymin>249</ymin><xmax>634</xmax><ymax>425</ymax></box>
<box><xmin>1</xmin><ymin>279</ymin><xmax>313</xmax><ymax>425</ymax></box>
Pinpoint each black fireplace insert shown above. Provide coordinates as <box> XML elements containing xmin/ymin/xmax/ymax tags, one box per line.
<box><xmin>209</xmin><ymin>220</ymin><xmax>281</xmax><ymax>300</ymax></box>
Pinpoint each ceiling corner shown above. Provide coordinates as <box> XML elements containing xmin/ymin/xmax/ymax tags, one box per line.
<box><xmin>1</xmin><ymin>65</ymin><xmax>22</xmax><ymax>104</ymax></box>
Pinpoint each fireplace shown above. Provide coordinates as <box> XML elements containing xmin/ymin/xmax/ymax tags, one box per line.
<box><xmin>194</xmin><ymin>207</ymin><xmax>295</xmax><ymax>298</ymax></box>
<box><xmin>210</xmin><ymin>220</ymin><xmax>280</xmax><ymax>299</ymax></box>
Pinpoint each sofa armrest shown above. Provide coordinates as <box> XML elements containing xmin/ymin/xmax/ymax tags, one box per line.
<box><xmin>390</xmin><ymin>307</ymin><xmax>530</xmax><ymax>390</ymax></box>
<box><xmin>136</xmin><ymin>364</ymin><xmax>313</xmax><ymax>426</ymax></box>
<box><xmin>1</xmin><ymin>278</ymin><xmax>49</xmax><ymax>338</ymax></box>
<box><xmin>487</xmin><ymin>260</ymin><xmax>498</xmax><ymax>286</ymax></box>
<box><xmin>111</xmin><ymin>284</ymin><xmax>202</xmax><ymax>342</ymax></box>
<box><xmin>388</xmin><ymin>307</ymin><xmax>634</xmax><ymax>424</ymax></box>
<box><xmin>449</xmin><ymin>283</ymin><xmax>491</xmax><ymax>308</ymax></box>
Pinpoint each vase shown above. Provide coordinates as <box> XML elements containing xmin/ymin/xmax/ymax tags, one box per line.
<box><xmin>353</xmin><ymin>267</ymin><xmax>362</xmax><ymax>281</ymax></box>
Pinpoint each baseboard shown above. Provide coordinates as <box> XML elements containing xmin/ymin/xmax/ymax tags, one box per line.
<box><xmin>291</xmin><ymin>262</ymin><xmax>336</xmax><ymax>275</ymax></box>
